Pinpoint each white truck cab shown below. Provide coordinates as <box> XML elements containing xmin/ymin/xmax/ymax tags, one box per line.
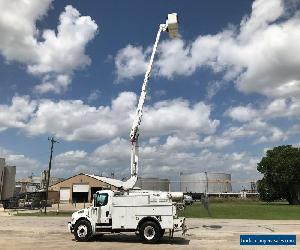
<box><xmin>68</xmin><ymin>190</ymin><xmax>186</xmax><ymax>243</ymax></box>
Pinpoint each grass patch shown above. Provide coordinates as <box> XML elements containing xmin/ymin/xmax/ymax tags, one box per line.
<box><xmin>14</xmin><ymin>211</ymin><xmax>73</xmax><ymax>217</ymax></box>
<box><xmin>180</xmin><ymin>201</ymin><xmax>300</xmax><ymax>220</ymax></box>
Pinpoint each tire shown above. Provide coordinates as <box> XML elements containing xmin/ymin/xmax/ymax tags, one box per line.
<box><xmin>139</xmin><ymin>221</ymin><xmax>161</xmax><ymax>244</ymax></box>
<box><xmin>73</xmin><ymin>220</ymin><xmax>92</xmax><ymax>242</ymax></box>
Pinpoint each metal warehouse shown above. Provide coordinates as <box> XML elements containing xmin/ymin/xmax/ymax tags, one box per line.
<box><xmin>180</xmin><ymin>172</ymin><xmax>232</xmax><ymax>194</ymax></box>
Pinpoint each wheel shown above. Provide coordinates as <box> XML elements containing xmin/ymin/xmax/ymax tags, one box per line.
<box><xmin>139</xmin><ymin>221</ymin><xmax>161</xmax><ymax>244</ymax></box>
<box><xmin>73</xmin><ymin>220</ymin><xmax>92</xmax><ymax>242</ymax></box>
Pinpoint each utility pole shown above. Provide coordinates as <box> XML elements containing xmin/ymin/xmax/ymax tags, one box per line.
<box><xmin>179</xmin><ymin>172</ymin><xmax>183</xmax><ymax>192</ymax></box>
<box><xmin>44</xmin><ymin>137</ymin><xmax>59</xmax><ymax>214</ymax></box>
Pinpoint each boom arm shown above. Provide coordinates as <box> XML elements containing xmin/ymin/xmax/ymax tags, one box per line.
<box><xmin>130</xmin><ymin>12</ymin><xmax>179</xmax><ymax>144</ymax></box>
<box><xmin>130</xmin><ymin>24</ymin><xmax>166</xmax><ymax>144</ymax></box>
<box><xmin>127</xmin><ymin>14</ymin><xmax>178</xmax><ymax>190</ymax></box>
<box><xmin>129</xmin><ymin>24</ymin><xmax>166</xmax><ymax>179</ymax></box>
<box><xmin>102</xmin><ymin>14</ymin><xmax>178</xmax><ymax>191</ymax></box>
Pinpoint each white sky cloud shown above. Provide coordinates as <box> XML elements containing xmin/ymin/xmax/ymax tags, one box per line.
<box><xmin>0</xmin><ymin>96</ymin><xmax>37</xmax><ymax>131</ymax></box>
<box><xmin>226</xmin><ymin>97</ymin><xmax>300</xmax><ymax>121</ymax></box>
<box><xmin>0</xmin><ymin>1</ymin><xmax>98</xmax><ymax>94</ymax></box>
<box><xmin>226</xmin><ymin>105</ymin><xmax>258</xmax><ymax>122</ymax></box>
<box><xmin>0</xmin><ymin>146</ymin><xmax>43</xmax><ymax>178</ymax></box>
<box><xmin>115</xmin><ymin>45</ymin><xmax>149</xmax><ymax>82</ymax></box>
<box><xmin>87</xmin><ymin>89</ymin><xmax>101</xmax><ymax>103</ymax></box>
<box><xmin>0</xmin><ymin>93</ymin><xmax>218</xmax><ymax>141</ymax></box>
<box><xmin>222</xmin><ymin>119</ymin><xmax>287</xmax><ymax>144</ymax></box>
<box><xmin>115</xmin><ymin>0</ymin><xmax>300</xmax><ymax>99</ymax></box>
<box><xmin>51</xmin><ymin>136</ymin><xmax>260</xmax><ymax>183</ymax></box>
<box><xmin>0</xmin><ymin>133</ymin><xmax>259</xmax><ymax>183</ymax></box>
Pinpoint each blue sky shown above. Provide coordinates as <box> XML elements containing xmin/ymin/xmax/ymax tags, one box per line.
<box><xmin>0</xmin><ymin>0</ymin><xmax>300</xmax><ymax>190</ymax></box>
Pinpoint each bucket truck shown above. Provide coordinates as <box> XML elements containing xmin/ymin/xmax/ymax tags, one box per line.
<box><xmin>68</xmin><ymin>13</ymin><xmax>186</xmax><ymax>244</ymax></box>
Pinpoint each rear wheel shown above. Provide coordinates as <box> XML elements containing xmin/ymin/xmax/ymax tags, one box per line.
<box><xmin>139</xmin><ymin>221</ymin><xmax>161</xmax><ymax>244</ymax></box>
<box><xmin>74</xmin><ymin>220</ymin><xmax>92</xmax><ymax>242</ymax></box>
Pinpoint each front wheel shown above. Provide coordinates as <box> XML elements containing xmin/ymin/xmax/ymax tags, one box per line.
<box><xmin>73</xmin><ymin>220</ymin><xmax>92</xmax><ymax>242</ymax></box>
<box><xmin>139</xmin><ymin>221</ymin><xmax>161</xmax><ymax>244</ymax></box>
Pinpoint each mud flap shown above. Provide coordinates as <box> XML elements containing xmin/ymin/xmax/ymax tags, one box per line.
<box><xmin>182</xmin><ymin>218</ymin><xmax>188</xmax><ymax>235</ymax></box>
<box><xmin>169</xmin><ymin>229</ymin><xmax>174</xmax><ymax>240</ymax></box>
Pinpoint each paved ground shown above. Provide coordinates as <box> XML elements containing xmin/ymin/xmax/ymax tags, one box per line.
<box><xmin>0</xmin><ymin>216</ymin><xmax>299</xmax><ymax>250</ymax></box>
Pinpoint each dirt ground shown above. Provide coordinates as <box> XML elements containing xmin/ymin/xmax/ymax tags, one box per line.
<box><xmin>0</xmin><ymin>216</ymin><xmax>299</xmax><ymax>250</ymax></box>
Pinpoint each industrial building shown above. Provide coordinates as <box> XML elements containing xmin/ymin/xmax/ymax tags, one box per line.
<box><xmin>0</xmin><ymin>158</ymin><xmax>16</xmax><ymax>200</ymax></box>
<box><xmin>49</xmin><ymin>174</ymin><xmax>171</xmax><ymax>203</ymax></box>
<box><xmin>180</xmin><ymin>172</ymin><xmax>232</xmax><ymax>195</ymax></box>
<box><xmin>50</xmin><ymin>173</ymin><xmax>117</xmax><ymax>203</ymax></box>
<box><xmin>15</xmin><ymin>171</ymin><xmax>64</xmax><ymax>194</ymax></box>
<box><xmin>135</xmin><ymin>177</ymin><xmax>170</xmax><ymax>191</ymax></box>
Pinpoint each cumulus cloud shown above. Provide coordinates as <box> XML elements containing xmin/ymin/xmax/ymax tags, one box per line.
<box><xmin>25</xmin><ymin>92</ymin><xmax>136</xmax><ymax>141</ymax></box>
<box><xmin>226</xmin><ymin>97</ymin><xmax>300</xmax><ymax>121</ymax></box>
<box><xmin>0</xmin><ymin>134</ymin><xmax>260</xmax><ymax>182</ymax></box>
<box><xmin>222</xmin><ymin>119</ymin><xmax>287</xmax><ymax>144</ymax></box>
<box><xmin>0</xmin><ymin>0</ymin><xmax>51</xmax><ymax>63</ymax></box>
<box><xmin>52</xmin><ymin>138</ymin><xmax>131</xmax><ymax>178</ymax></box>
<box><xmin>0</xmin><ymin>1</ymin><xmax>98</xmax><ymax>94</ymax></box>
<box><xmin>0</xmin><ymin>146</ymin><xmax>43</xmax><ymax>178</ymax></box>
<box><xmin>226</xmin><ymin>105</ymin><xmax>258</xmax><ymax>122</ymax></box>
<box><xmin>52</xmin><ymin>136</ymin><xmax>260</xmax><ymax>183</ymax></box>
<box><xmin>0</xmin><ymin>96</ymin><xmax>36</xmax><ymax>131</ymax></box>
<box><xmin>34</xmin><ymin>74</ymin><xmax>71</xmax><ymax>94</ymax></box>
<box><xmin>264</xmin><ymin>98</ymin><xmax>300</xmax><ymax>118</ymax></box>
<box><xmin>87</xmin><ymin>89</ymin><xmax>101</xmax><ymax>103</ymax></box>
<box><xmin>142</xmin><ymin>99</ymin><xmax>219</xmax><ymax>136</ymax></box>
<box><xmin>0</xmin><ymin>93</ymin><xmax>218</xmax><ymax>141</ymax></box>
<box><xmin>115</xmin><ymin>0</ymin><xmax>300</xmax><ymax>98</ymax></box>
<box><xmin>0</xmin><ymin>135</ymin><xmax>259</xmax><ymax>184</ymax></box>
<box><xmin>115</xmin><ymin>45</ymin><xmax>149</xmax><ymax>81</ymax></box>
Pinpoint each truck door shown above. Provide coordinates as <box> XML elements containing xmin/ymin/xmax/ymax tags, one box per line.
<box><xmin>92</xmin><ymin>193</ymin><xmax>111</xmax><ymax>225</ymax></box>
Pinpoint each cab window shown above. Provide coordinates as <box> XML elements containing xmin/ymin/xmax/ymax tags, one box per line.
<box><xmin>95</xmin><ymin>193</ymin><xmax>108</xmax><ymax>207</ymax></box>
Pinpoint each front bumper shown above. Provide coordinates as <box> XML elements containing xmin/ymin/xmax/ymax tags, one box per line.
<box><xmin>68</xmin><ymin>222</ymin><xmax>74</xmax><ymax>233</ymax></box>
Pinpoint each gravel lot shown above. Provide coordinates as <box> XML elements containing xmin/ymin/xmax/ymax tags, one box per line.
<box><xmin>0</xmin><ymin>216</ymin><xmax>299</xmax><ymax>250</ymax></box>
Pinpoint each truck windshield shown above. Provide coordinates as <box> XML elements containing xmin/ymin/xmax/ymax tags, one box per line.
<box><xmin>95</xmin><ymin>193</ymin><xmax>108</xmax><ymax>207</ymax></box>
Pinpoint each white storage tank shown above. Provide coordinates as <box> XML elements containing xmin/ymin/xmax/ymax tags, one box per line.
<box><xmin>135</xmin><ymin>177</ymin><xmax>170</xmax><ymax>192</ymax></box>
<box><xmin>180</xmin><ymin>172</ymin><xmax>232</xmax><ymax>194</ymax></box>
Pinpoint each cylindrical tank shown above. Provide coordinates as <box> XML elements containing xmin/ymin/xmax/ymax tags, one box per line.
<box><xmin>2</xmin><ymin>165</ymin><xmax>16</xmax><ymax>199</ymax></box>
<box><xmin>180</xmin><ymin>172</ymin><xmax>232</xmax><ymax>193</ymax></box>
<box><xmin>0</xmin><ymin>158</ymin><xmax>5</xmax><ymax>200</ymax></box>
<box><xmin>135</xmin><ymin>177</ymin><xmax>170</xmax><ymax>192</ymax></box>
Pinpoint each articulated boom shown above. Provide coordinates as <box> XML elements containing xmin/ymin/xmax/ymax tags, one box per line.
<box><xmin>93</xmin><ymin>14</ymin><xmax>178</xmax><ymax>191</ymax></box>
<box><xmin>129</xmin><ymin>23</ymin><xmax>167</xmax><ymax>180</ymax></box>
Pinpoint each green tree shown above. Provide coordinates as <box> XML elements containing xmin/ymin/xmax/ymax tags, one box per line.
<box><xmin>257</xmin><ymin>145</ymin><xmax>300</xmax><ymax>205</ymax></box>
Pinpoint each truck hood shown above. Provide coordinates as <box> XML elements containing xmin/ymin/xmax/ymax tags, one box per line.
<box><xmin>71</xmin><ymin>208</ymin><xmax>89</xmax><ymax>222</ymax></box>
